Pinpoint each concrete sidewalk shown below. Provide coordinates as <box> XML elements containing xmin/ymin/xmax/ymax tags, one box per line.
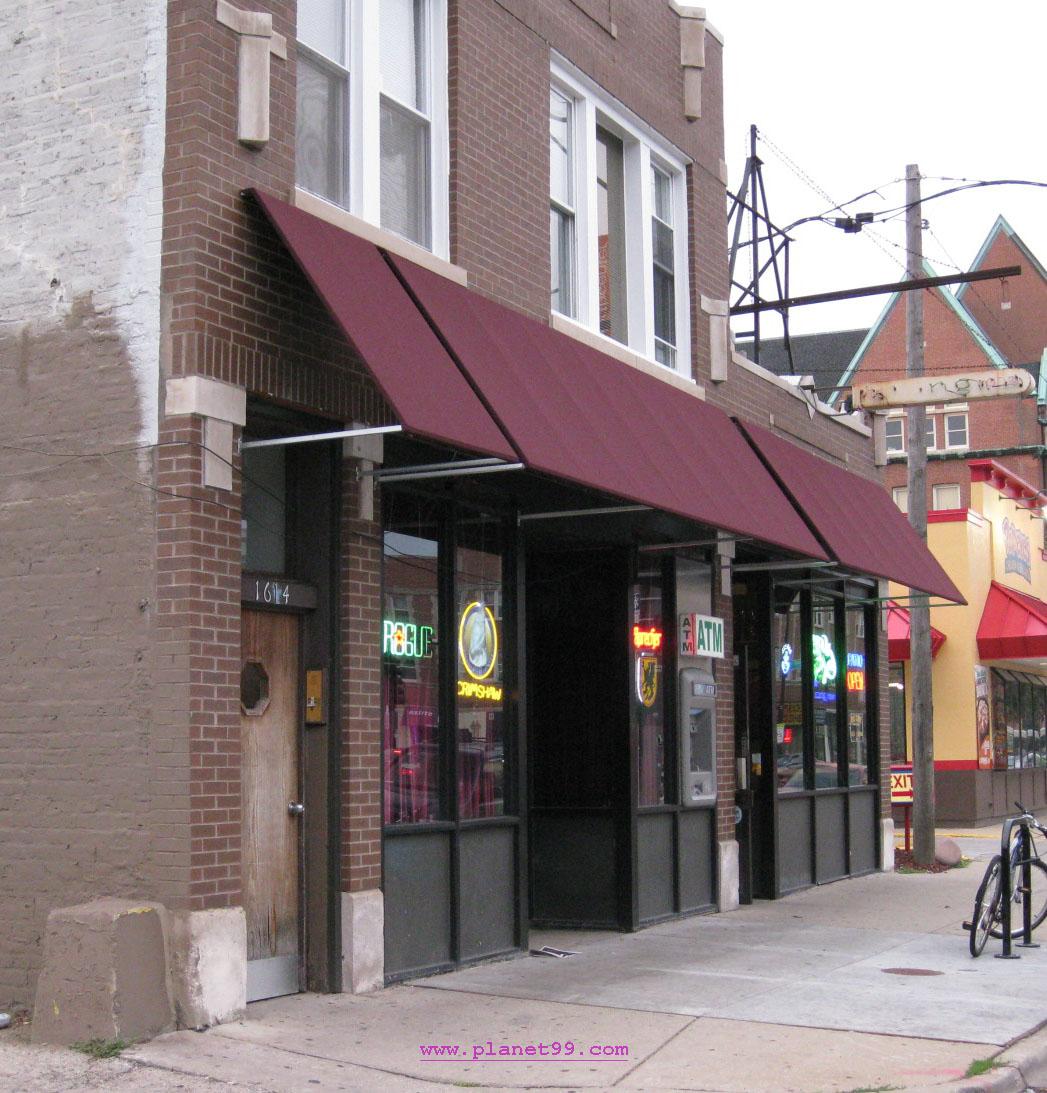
<box><xmin>5</xmin><ymin>840</ymin><xmax>1047</xmax><ymax>1093</ymax></box>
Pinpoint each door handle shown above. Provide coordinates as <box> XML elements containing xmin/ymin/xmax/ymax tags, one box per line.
<box><xmin>288</xmin><ymin>801</ymin><xmax>305</xmax><ymax>816</ymax></box>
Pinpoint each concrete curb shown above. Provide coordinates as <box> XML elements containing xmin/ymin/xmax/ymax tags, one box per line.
<box><xmin>903</xmin><ymin>1025</ymin><xmax>1047</xmax><ymax>1092</ymax></box>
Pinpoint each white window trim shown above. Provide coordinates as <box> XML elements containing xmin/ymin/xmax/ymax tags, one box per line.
<box><xmin>551</xmin><ymin>55</ymin><xmax>691</xmax><ymax>377</ymax></box>
<box><xmin>892</xmin><ymin>486</ymin><xmax>909</xmax><ymax>513</ymax></box>
<box><xmin>299</xmin><ymin>0</ymin><xmax>449</xmax><ymax>260</ymax></box>
<box><xmin>931</xmin><ymin>484</ymin><xmax>962</xmax><ymax>511</ymax></box>
<box><xmin>884</xmin><ymin>414</ymin><xmax>905</xmax><ymax>453</ymax></box>
<box><xmin>943</xmin><ymin>411</ymin><xmax>970</xmax><ymax>451</ymax></box>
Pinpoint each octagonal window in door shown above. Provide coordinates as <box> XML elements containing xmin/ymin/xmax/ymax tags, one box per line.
<box><xmin>241</xmin><ymin>660</ymin><xmax>271</xmax><ymax>716</ymax></box>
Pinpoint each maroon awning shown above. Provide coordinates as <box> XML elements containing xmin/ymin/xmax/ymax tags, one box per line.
<box><xmin>977</xmin><ymin>581</ymin><xmax>1047</xmax><ymax>659</ymax></box>
<box><xmin>736</xmin><ymin>420</ymin><xmax>965</xmax><ymax>603</ymax></box>
<box><xmin>247</xmin><ymin>190</ymin><xmax>517</xmax><ymax>461</ymax></box>
<box><xmin>385</xmin><ymin>254</ymin><xmax>829</xmax><ymax>559</ymax></box>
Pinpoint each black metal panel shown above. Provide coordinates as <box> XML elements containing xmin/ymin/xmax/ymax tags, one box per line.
<box><xmin>848</xmin><ymin>790</ymin><xmax>877</xmax><ymax>874</ymax></box>
<box><xmin>777</xmin><ymin>795</ymin><xmax>812</xmax><ymax>892</ymax></box>
<box><xmin>637</xmin><ymin>813</ymin><xmax>674</xmax><ymax>922</ymax></box>
<box><xmin>530</xmin><ymin>811</ymin><xmax>617</xmax><ymax>926</ymax></box>
<box><xmin>678</xmin><ymin>807</ymin><xmax>715</xmax><ymax>911</ymax></box>
<box><xmin>458</xmin><ymin>825</ymin><xmax>516</xmax><ymax>960</ymax></box>
<box><xmin>384</xmin><ymin>832</ymin><xmax>452</xmax><ymax>977</ymax></box>
<box><xmin>814</xmin><ymin>793</ymin><xmax>847</xmax><ymax>883</ymax></box>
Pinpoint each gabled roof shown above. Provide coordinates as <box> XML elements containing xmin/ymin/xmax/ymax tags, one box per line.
<box><xmin>957</xmin><ymin>216</ymin><xmax>1047</xmax><ymax>301</ymax></box>
<box><xmin>828</xmin><ymin>259</ymin><xmax>1007</xmax><ymax>405</ymax></box>
<box><xmin>735</xmin><ymin>329</ymin><xmax>868</xmax><ymax>396</ymax></box>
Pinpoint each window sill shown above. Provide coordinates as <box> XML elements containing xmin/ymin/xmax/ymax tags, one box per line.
<box><xmin>292</xmin><ymin>187</ymin><xmax>468</xmax><ymax>288</ymax></box>
<box><xmin>549</xmin><ymin>312</ymin><xmax>705</xmax><ymax>399</ymax></box>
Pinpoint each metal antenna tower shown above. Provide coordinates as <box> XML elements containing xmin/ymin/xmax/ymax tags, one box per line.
<box><xmin>727</xmin><ymin>125</ymin><xmax>794</xmax><ymax>370</ymax></box>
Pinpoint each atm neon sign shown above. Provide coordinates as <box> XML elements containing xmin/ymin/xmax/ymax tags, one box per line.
<box><xmin>382</xmin><ymin>619</ymin><xmax>433</xmax><ymax>659</ymax></box>
<box><xmin>632</xmin><ymin>625</ymin><xmax>664</xmax><ymax>651</ymax></box>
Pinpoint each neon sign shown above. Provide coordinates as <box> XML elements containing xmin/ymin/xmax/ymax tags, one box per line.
<box><xmin>382</xmin><ymin>619</ymin><xmax>433</xmax><ymax>658</ymax></box>
<box><xmin>458</xmin><ymin>679</ymin><xmax>503</xmax><ymax>703</ymax></box>
<box><xmin>846</xmin><ymin>670</ymin><xmax>866</xmax><ymax>692</ymax></box>
<box><xmin>780</xmin><ymin>643</ymin><xmax>794</xmax><ymax>678</ymax></box>
<box><xmin>812</xmin><ymin>633</ymin><xmax>837</xmax><ymax>687</ymax></box>
<box><xmin>458</xmin><ymin>601</ymin><xmax>498</xmax><ymax>681</ymax></box>
<box><xmin>632</xmin><ymin>625</ymin><xmax>664</xmax><ymax>651</ymax></box>
<box><xmin>847</xmin><ymin>652</ymin><xmax>865</xmax><ymax>669</ymax></box>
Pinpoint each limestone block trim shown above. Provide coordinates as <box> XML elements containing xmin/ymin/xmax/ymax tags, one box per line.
<box><xmin>293</xmin><ymin>188</ymin><xmax>468</xmax><ymax>287</ymax></box>
<box><xmin>341</xmin><ymin>890</ymin><xmax>384</xmax><ymax>993</ymax></box>
<box><xmin>669</xmin><ymin>3</ymin><xmax>707</xmax><ymax>120</ymax></box>
<box><xmin>165</xmin><ymin>376</ymin><xmax>247</xmax><ymax>426</ymax></box>
<box><xmin>550</xmin><ymin>312</ymin><xmax>706</xmax><ymax>399</ymax></box>
<box><xmin>168</xmin><ymin>907</ymin><xmax>247</xmax><ymax>1030</ymax></box>
<box><xmin>717</xmin><ymin>839</ymin><xmax>740</xmax><ymax>912</ymax></box>
<box><xmin>881</xmin><ymin>818</ymin><xmax>896</xmax><ymax>872</ymax></box>
<box><xmin>215</xmin><ymin>0</ymin><xmax>287</xmax><ymax>147</ymax></box>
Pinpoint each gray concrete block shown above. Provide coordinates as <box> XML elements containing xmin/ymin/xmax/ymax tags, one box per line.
<box><xmin>31</xmin><ymin>899</ymin><xmax>174</xmax><ymax>1046</ymax></box>
<box><xmin>167</xmin><ymin>907</ymin><xmax>246</xmax><ymax>1030</ymax></box>
<box><xmin>341</xmin><ymin>889</ymin><xmax>383</xmax><ymax>993</ymax></box>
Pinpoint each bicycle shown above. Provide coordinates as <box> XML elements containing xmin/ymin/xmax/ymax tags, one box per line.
<box><xmin>968</xmin><ymin>801</ymin><xmax>1047</xmax><ymax>957</ymax></box>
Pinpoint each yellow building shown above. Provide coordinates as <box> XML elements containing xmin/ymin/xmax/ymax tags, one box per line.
<box><xmin>891</xmin><ymin>459</ymin><xmax>1047</xmax><ymax>823</ymax></box>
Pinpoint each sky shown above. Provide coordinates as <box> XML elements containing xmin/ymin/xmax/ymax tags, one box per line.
<box><xmin>713</xmin><ymin>0</ymin><xmax>1046</xmax><ymax>338</ymax></box>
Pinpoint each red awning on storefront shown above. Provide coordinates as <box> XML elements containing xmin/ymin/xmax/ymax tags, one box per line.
<box><xmin>886</xmin><ymin>602</ymin><xmax>947</xmax><ymax>661</ymax></box>
<box><xmin>977</xmin><ymin>581</ymin><xmax>1047</xmax><ymax>660</ymax></box>
<box><xmin>385</xmin><ymin>252</ymin><xmax>829</xmax><ymax>559</ymax></box>
<box><xmin>247</xmin><ymin>189</ymin><xmax>518</xmax><ymax>461</ymax></box>
<box><xmin>735</xmin><ymin>420</ymin><xmax>965</xmax><ymax>604</ymax></box>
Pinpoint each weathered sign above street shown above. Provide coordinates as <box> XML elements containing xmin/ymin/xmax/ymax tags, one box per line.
<box><xmin>853</xmin><ymin>368</ymin><xmax>1032</xmax><ymax>410</ymax></box>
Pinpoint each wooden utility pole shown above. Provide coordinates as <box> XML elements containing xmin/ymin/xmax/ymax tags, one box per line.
<box><xmin>905</xmin><ymin>163</ymin><xmax>936</xmax><ymax>866</ymax></box>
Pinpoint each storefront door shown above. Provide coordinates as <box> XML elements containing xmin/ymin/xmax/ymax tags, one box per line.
<box><xmin>241</xmin><ymin>608</ymin><xmax>302</xmax><ymax>1001</ymax></box>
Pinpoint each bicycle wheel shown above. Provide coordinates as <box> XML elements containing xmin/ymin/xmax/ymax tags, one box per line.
<box><xmin>970</xmin><ymin>854</ymin><xmax>1003</xmax><ymax>957</ymax></box>
<box><xmin>990</xmin><ymin>857</ymin><xmax>1047</xmax><ymax>941</ymax></box>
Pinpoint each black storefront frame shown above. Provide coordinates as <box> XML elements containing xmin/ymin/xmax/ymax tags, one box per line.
<box><xmin>380</xmin><ymin>488</ymin><xmax>526</xmax><ymax>982</ymax></box>
<box><xmin>742</xmin><ymin>576</ymin><xmax>881</xmax><ymax>899</ymax></box>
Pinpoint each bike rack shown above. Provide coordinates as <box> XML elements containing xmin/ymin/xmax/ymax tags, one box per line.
<box><xmin>996</xmin><ymin>816</ymin><xmax>1039</xmax><ymax>959</ymax></box>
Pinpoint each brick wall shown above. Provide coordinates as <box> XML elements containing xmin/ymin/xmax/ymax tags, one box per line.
<box><xmin>0</xmin><ymin>0</ymin><xmax>167</xmax><ymax>1010</ymax></box>
<box><xmin>339</xmin><ymin>466</ymin><xmax>383</xmax><ymax>893</ymax></box>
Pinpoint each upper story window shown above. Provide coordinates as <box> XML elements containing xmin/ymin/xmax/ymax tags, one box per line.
<box><xmin>885</xmin><ymin>416</ymin><xmax>904</xmax><ymax>453</ymax></box>
<box><xmin>296</xmin><ymin>0</ymin><xmax>449</xmax><ymax>257</ymax></box>
<box><xmin>944</xmin><ymin>411</ymin><xmax>969</xmax><ymax>449</ymax></box>
<box><xmin>932</xmin><ymin>483</ymin><xmax>962</xmax><ymax>510</ymax></box>
<box><xmin>892</xmin><ymin>486</ymin><xmax>908</xmax><ymax>513</ymax></box>
<box><xmin>549</xmin><ymin>59</ymin><xmax>691</xmax><ymax>374</ymax></box>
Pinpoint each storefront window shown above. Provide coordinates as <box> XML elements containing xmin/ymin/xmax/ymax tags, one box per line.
<box><xmin>811</xmin><ymin>599</ymin><xmax>840</xmax><ymax>788</ymax></box>
<box><xmin>1021</xmin><ymin>680</ymin><xmax>1037</xmax><ymax>769</ymax></box>
<box><xmin>846</xmin><ymin>604</ymin><xmax>868</xmax><ymax>785</ymax></box>
<box><xmin>634</xmin><ymin>565</ymin><xmax>666</xmax><ymax>806</ymax></box>
<box><xmin>382</xmin><ymin>498</ymin><xmax>442</xmax><ymax>823</ymax></box>
<box><xmin>456</xmin><ymin>515</ymin><xmax>505</xmax><ymax>819</ymax></box>
<box><xmin>889</xmin><ymin>663</ymin><xmax>906</xmax><ymax>761</ymax></box>
<box><xmin>1005</xmin><ymin>675</ymin><xmax>1020</xmax><ymax>769</ymax></box>
<box><xmin>774</xmin><ymin>598</ymin><xmax>804</xmax><ymax>791</ymax></box>
<box><xmin>991</xmin><ymin>670</ymin><xmax>1007</xmax><ymax>770</ymax></box>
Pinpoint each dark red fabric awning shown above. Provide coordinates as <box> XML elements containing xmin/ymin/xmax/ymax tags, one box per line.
<box><xmin>736</xmin><ymin>420</ymin><xmax>965</xmax><ymax>603</ymax></box>
<box><xmin>386</xmin><ymin>254</ymin><xmax>829</xmax><ymax>559</ymax></box>
<box><xmin>247</xmin><ymin>190</ymin><xmax>517</xmax><ymax>461</ymax></box>
<box><xmin>977</xmin><ymin>581</ymin><xmax>1047</xmax><ymax>659</ymax></box>
<box><xmin>887</xmin><ymin>602</ymin><xmax>946</xmax><ymax>661</ymax></box>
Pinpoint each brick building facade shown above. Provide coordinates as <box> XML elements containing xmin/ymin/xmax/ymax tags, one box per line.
<box><xmin>0</xmin><ymin>0</ymin><xmax>954</xmax><ymax>1026</ymax></box>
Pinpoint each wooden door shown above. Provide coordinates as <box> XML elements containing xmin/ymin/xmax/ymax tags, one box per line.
<box><xmin>241</xmin><ymin>609</ymin><xmax>301</xmax><ymax>1001</ymax></box>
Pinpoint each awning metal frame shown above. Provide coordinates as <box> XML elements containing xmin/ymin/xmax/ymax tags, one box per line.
<box><xmin>241</xmin><ymin>424</ymin><xmax>402</xmax><ymax>451</ymax></box>
<box><xmin>519</xmin><ymin>504</ymin><xmax>650</xmax><ymax>523</ymax></box>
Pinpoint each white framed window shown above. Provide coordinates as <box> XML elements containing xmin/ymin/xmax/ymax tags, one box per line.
<box><xmin>549</xmin><ymin>58</ymin><xmax>691</xmax><ymax>374</ymax></box>
<box><xmin>296</xmin><ymin>0</ymin><xmax>449</xmax><ymax>257</ymax></box>
<box><xmin>932</xmin><ymin>483</ymin><xmax>962</xmax><ymax>510</ymax></box>
<box><xmin>944</xmin><ymin>412</ymin><xmax>969</xmax><ymax>449</ymax></box>
<box><xmin>924</xmin><ymin>415</ymin><xmax>936</xmax><ymax>450</ymax></box>
<box><xmin>885</xmin><ymin>416</ymin><xmax>904</xmax><ymax>453</ymax></box>
<box><xmin>892</xmin><ymin>486</ymin><xmax>909</xmax><ymax>513</ymax></box>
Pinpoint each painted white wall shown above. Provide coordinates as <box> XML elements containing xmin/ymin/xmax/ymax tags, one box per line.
<box><xmin>0</xmin><ymin>0</ymin><xmax>167</xmax><ymax>445</ymax></box>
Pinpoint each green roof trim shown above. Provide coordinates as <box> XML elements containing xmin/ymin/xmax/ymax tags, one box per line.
<box><xmin>828</xmin><ymin>259</ymin><xmax>1006</xmax><ymax>406</ymax></box>
<box><xmin>957</xmin><ymin>215</ymin><xmax>1047</xmax><ymax>300</ymax></box>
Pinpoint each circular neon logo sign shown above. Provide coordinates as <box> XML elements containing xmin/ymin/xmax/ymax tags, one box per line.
<box><xmin>780</xmin><ymin>643</ymin><xmax>793</xmax><ymax>678</ymax></box>
<box><xmin>458</xmin><ymin>601</ymin><xmax>498</xmax><ymax>681</ymax></box>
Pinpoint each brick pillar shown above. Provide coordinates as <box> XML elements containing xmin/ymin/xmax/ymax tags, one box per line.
<box><xmin>154</xmin><ymin>413</ymin><xmax>243</xmax><ymax>910</ymax></box>
<box><xmin>713</xmin><ymin>570</ymin><xmax>739</xmax><ymax>910</ymax></box>
<box><xmin>338</xmin><ymin>457</ymin><xmax>384</xmax><ymax>991</ymax></box>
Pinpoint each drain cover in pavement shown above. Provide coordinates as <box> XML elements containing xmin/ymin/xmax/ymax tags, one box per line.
<box><xmin>882</xmin><ymin>967</ymin><xmax>944</xmax><ymax>976</ymax></box>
